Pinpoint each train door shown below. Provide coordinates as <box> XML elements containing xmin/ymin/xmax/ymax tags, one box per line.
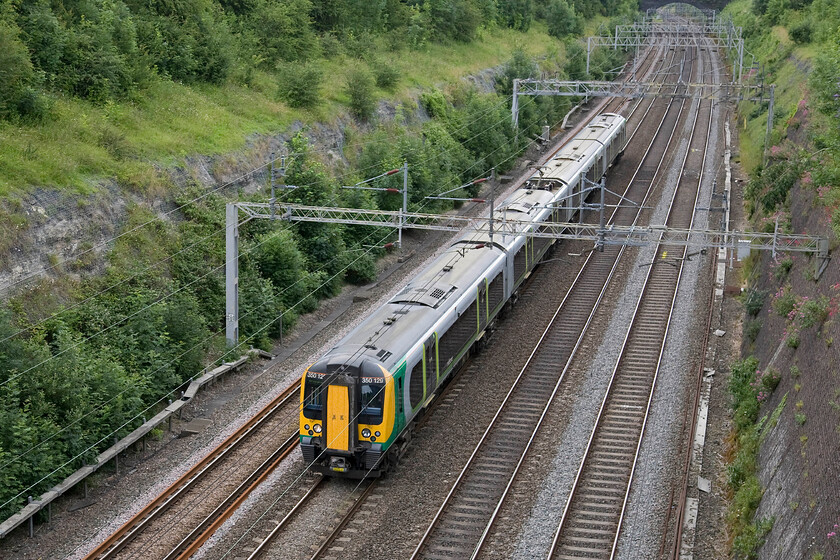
<box><xmin>325</xmin><ymin>384</ymin><xmax>352</xmax><ymax>452</ymax></box>
<box><xmin>424</xmin><ymin>334</ymin><xmax>438</xmax><ymax>396</ymax></box>
<box><xmin>478</xmin><ymin>280</ymin><xmax>488</xmax><ymax>331</ymax></box>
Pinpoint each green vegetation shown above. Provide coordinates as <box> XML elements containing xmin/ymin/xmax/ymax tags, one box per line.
<box><xmin>0</xmin><ymin>0</ymin><xmax>638</xmax><ymax>197</ymax></box>
<box><xmin>726</xmin><ymin>357</ymin><xmax>784</xmax><ymax>557</ymax></box>
<box><xmin>725</xmin><ymin>0</ymin><xmax>840</xmax><ymax>239</ymax></box>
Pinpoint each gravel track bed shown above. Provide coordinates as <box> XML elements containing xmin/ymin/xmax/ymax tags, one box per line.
<box><xmin>615</xmin><ymin>44</ymin><xmax>726</xmax><ymax>559</ymax></box>
<box><xmin>110</xmin><ymin>403</ymin><xmax>297</xmax><ymax>559</ymax></box>
<box><xmin>478</xmin><ymin>60</ymin><xmax>704</xmax><ymax>560</ymax></box>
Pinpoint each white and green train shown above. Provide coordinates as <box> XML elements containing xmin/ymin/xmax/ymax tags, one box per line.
<box><xmin>299</xmin><ymin>113</ymin><xmax>627</xmax><ymax>478</ymax></box>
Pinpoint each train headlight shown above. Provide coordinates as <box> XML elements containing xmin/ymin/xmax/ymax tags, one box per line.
<box><xmin>361</xmin><ymin>428</ymin><xmax>371</xmax><ymax>438</ymax></box>
<box><xmin>313</xmin><ymin>424</ymin><xmax>322</xmax><ymax>433</ymax></box>
<box><xmin>374</xmin><ymin>431</ymin><xmax>381</xmax><ymax>437</ymax></box>
<box><xmin>304</xmin><ymin>424</ymin><xmax>311</xmax><ymax>431</ymax></box>
<box><xmin>370</xmin><ymin>436</ymin><xmax>376</xmax><ymax>442</ymax></box>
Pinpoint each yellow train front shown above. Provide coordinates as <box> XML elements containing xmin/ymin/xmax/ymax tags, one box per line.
<box><xmin>299</xmin><ymin>352</ymin><xmax>402</xmax><ymax>478</ymax></box>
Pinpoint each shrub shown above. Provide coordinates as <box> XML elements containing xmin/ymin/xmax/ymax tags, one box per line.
<box><xmin>789</xmin><ymin>20</ymin><xmax>812</xmax><ymax>44</ymax></box>
<box><xmin>773</xmin><ymin>257</ymin><xmax>793</xmax><ymax>280</ymax></box>
<box><xmin>373</xmin><ymin>62</ymin><xmax>400</xmax><ymax>90</ymax></box>
<box><xmin>800</xmin><ymin>296</ymin><xmax>830</xmax><ymax>329</ymax></box>
<box><xmin>346</xmin><ymin>67</ymin><xmax>376</xmax><ymax>121</ymax></box>
<box><xmin>276</xmin><ymin>62</ymin><xmax>323</xmax><ymax>108</ymax></box>
<box><xmin>743</xmin><ymin>289</ymin><xmax>767</xmax><ymax>316</ymax></box>
<box><xmin>772</xmin><ymin>285</ymin><xmax>796</xmax><ymax>317</ymax></box>
<box><xmin>746</xmin><ymin>319</ymin><xmax>762</xmax><ymax>342</ymax></box>
<box><xmin>732</xmin><ymin>516</ymin><xmax>774</xmax><ymax>560</ymax></box>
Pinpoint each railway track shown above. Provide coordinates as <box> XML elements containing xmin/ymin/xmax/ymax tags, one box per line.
<box><xmin>408</xmin><ymin>45</ymin><xmax>698</xmax><ymax>560</ymax></box>
<box><xmin>546</xmin><ymin>39</ymin><xmax>715</xmax><ymax>560</ymax></box>
<box><xmin>83</xmin><ymin>381</ymin><xmax>302</xmax><ymax>560</ymax></box>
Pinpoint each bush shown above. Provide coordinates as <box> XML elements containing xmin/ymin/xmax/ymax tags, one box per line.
<box><xmin>772</xmin><ymin>286</ymin><xmax>796</xmax><ymax>317</ymax></box>
<box><xmin>800</xmin><ymin>296</ymin><xmax>829</xmax><ymax>328</ymax></box>
<box><xmin>346</xmin><ymin>67</ymin><xmax>376</xmax><ymax>121</ymax></box>
<box><xmin>773</xmin><ymin>257</ymin><xmax>793</xmax><ymax>280</ymax></box>
<box><xmin>789</xmin><ymin>20</ymin><xmax>812</xmax><ymax>44</ymax></box>
<box><xmin>746</xmin><ymin>319</ymin><xmax>762</xmax><ymax>342</ymax></box>
<box><xmin>276</xmin><ymin>62</ymin><xmax>323</xmax><ymax>108</ymax></box>
<box><xmin>742</xmin><ymin>289</ymin><xmax>767</xmax><ymax>316</ymax></box>
<box><xmin>732</xmin><ymin>516</ymin><xmax>774</xmax><ymax>560</ymax></box>
<box><xmin>373</xmin><ymin>62</ymin><xmax>400</xmax><ymax>90</ymax></box>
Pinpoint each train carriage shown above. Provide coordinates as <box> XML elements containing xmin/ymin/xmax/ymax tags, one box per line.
<box><xmin>300</xmin><ymin>113</ymin><xmax>626</xmax><ymax>478</ymax></box>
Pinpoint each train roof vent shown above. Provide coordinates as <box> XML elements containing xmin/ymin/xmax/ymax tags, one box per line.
<box><xmin>376</xmin><ymin>349</ymin><xmax>392</xmax><ymax>362</ymax></box>
<box><xmin>391</xmin><ymin>283</ymin><xmax>456</xmax><ymax>308</ymax></box>
<box><xmin>505</xmin><ymin>202</ymin><xmax>533</xmax><ymax>214</ymax></box>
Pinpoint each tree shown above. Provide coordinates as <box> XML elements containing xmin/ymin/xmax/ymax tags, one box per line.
<box><xmin>425</xmin><ymin>0</ymin><xmax>482</xmax><ymax>42</ymax></box>
<box><xmin>0</xmin><ymin>20</ymin><xmax>38</xmax><ymax>120</ymax></box>
<box><xmin>347</xmin><ymin>66</ymin><xmax>376</xmax><ymax>121</ymax></box>
<box><xmin>498</xmin><ymin>0</ymin><xmax>533</xmax><ymax>31</ymax></box>
<box><xmin>546</xmin><ymin>0</ymin><xmax>582</xmax><ymax>39</ymax></box>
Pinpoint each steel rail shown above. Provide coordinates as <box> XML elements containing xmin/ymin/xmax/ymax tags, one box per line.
<box><xmin>547</xmin><ymin>40</ymin><xmax>713</xmax><ymax>560</ymax></box>
<box><xmin>245</xmin><ymin>476</ymin><xmax>324</xmax><ymax>560</ymax></box>
<box><xmin>469</xmin><ymin>44</ymin><xmax>698</xmax><ymax>560</ymax></box>
<box><xmin>83</xmin><ymin>381</ymin><xmax>300</xmax><ymax>560</ymax></box>
<box><xmin>410</xmin><ymin>44</ymin><xmax>693</xmax><ymax>560</ymax></box>
<box><xmin>308</xmin><ymin>482</ymin><xmax>378</xmax><ymax>560</ymax></box>
<box><xmin>167</xmin><ymin>433</ymin><xmax>300</xmax><ymax>559</ymax></box>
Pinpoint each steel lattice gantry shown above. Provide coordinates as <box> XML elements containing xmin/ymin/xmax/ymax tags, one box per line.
<box><xmin>224</xmin><ymin>201</ymin><xmax>829</xmax><ymax>344</ymax></box>
<box><xmin>584</xmin><ymin>16</ymin><xmax>745</xmax><ymax>82</ymax></box>
<box><xmin>510</xmin><ymin>79</ymin><xmax>757</xmax><ymax>130</ymax></box>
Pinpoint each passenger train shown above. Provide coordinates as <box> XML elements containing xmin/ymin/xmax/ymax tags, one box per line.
<box><xmin>299</xmin><ymin>113</ymin><xmax>627</xmax><ymax>477</ymax></box>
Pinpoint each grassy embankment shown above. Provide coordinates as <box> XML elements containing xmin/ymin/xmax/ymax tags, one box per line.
<box><xmin>0</xmin><ymin>23</ymin><xmax>559</xmax><ymax>199</ymax></box>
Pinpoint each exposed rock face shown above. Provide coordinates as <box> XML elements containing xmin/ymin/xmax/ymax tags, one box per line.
<box><xmin>0</xmin><ymin>68</ymin><xmax>505</xmax><ymax>294</ymax></box>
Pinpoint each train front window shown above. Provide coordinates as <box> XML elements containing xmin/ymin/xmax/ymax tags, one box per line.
<box><xmin>359</xmin><ymin>382</ymin><xmax>385</xmax><ymax>425</ymax></box>
<box><xmin>303</xmin><ymin>376</ymin><xmax>324</xmax><ymax>420</ymax></box>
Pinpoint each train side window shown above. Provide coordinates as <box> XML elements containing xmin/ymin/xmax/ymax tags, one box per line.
<box><xmin>488</xmin><ymin>272</ymin><xmax>504</xmax><ymax>314</ymax></box>
<box><xmin>397</xmin><ymin>378</ymin><xmax>404</xmax><ymax>414</ymax></box>
<box><xmin>513</xmin><ymin>245</ymin><xmax>527</xmax><ymax>280</ymax></box>
<box><xmin>438</xmin><ymin>300</ymin><xmax>478</xmax><ymax>373</ymax></box>
<box><xmin>409</xmin><ymin>359</ymin><xmax>423</xmax><ymax>410</ymax></box>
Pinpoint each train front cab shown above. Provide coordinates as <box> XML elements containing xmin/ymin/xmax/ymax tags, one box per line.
<box><xmin>299</xmin><ymin>358</ymin><xmax>395</xmax><ymax>478</ymax></box>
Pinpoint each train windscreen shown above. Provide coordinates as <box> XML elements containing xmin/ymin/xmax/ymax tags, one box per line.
<box><xmin>359</xmin><ymin>381</ymin><xmax>385</xmax><ymax>424</ymax></box>
<box><xmin>303</xmin><ymin>374</ymin><xmax>324</xmax><ymax>419</ymax></box>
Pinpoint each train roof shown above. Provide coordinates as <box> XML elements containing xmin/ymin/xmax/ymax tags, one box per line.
<box><xmin>316</xmin><ymin>241</ymin><xmax>505</xmax><ymax>373</ymax></box>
